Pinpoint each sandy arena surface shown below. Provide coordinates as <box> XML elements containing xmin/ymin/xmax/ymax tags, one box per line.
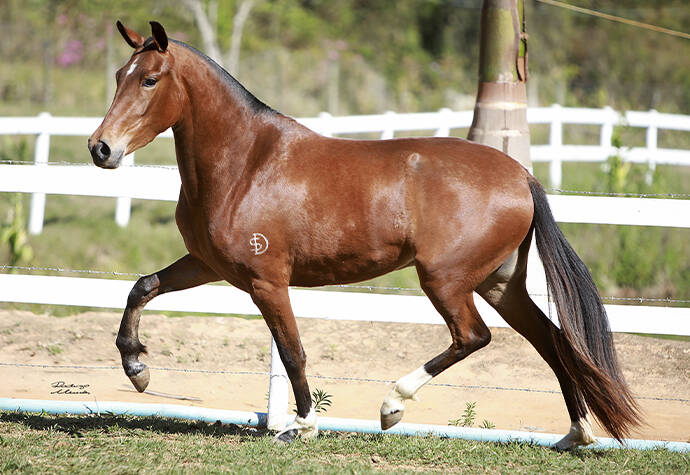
<box><xmin>1</xmin><ymin>309</ymin><xmax>688</xmax><ymax>443</ymax></box>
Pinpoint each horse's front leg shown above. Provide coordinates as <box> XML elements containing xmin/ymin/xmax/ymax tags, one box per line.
<box><xmin>117</xmin><ymin>254</ymin><xmax>218</xmax><ymax>392</ymax></box>
<box><xmin>250</xmin><ymin>280</ymin><xmax>316</xmax><ymax>443</ymax></box>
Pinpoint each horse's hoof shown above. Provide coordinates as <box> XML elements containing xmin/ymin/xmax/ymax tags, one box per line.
<box><xmin>128</xmin><ymin>366</ymin><xmax>150</xmax><ymax>392</ymax></box>
<box><xmin>380</xmin><ymin>409</ymin><xmax>403</xmax><ymax>430</ymax></box>
<box><xmin>553</xmin><ymin>434</ymin><xmax>596</xmax><ymax>451</ymax></box>
<box><xmin>554</xmin><ymin>419</ymin><xmax>596</xmax><ymax>451</ymax></box>
<box><xmin>273</xmin><ymin>428</ymin><xmax>299</xmax><ymax>444</ymax></box>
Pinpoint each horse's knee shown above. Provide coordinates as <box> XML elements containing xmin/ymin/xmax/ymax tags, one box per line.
<box><xmin>127</xmin><ymin>274</ymin><xmax>160</xmax><ymax>307</ymax></box>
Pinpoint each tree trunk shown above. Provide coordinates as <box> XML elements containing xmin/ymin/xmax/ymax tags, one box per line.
<box><xmin>468</xmin><ymin>0</ymin><xmax>531</xmax><ymax>169</ymax></box>
<box><xmin>184</xmin><ymin>0</ymin><xmax>223</xmax><ymax>65</ymax></box>
<box><xmin>226</xmin><ymin>0</ymin><xmax>256</xmax><ymax>77</ymax></box>
<box><xmin>185</xmin><ymin>0</ymin><xmax>256</xmax><ymax>75</ymax></box>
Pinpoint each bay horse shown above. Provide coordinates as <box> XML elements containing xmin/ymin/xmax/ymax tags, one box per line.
<box><xmin>88</xmin><ymin>21</ymin><xmax>641</xmax><ymax>448</ymax></box>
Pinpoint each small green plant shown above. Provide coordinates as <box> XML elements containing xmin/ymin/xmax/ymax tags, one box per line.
<box><xmin>46</xmin><ymin>344</ymin><xmax>63</xmax><ymax>356</ymax></box>
<box><xmin>0</xmin><ymin>194</ymin><xmax>33</xmax><ymax>269</ymax></box>
<box><xmin>479</xmin><ymin>419</ymin><xmax>495</xmax><ymax>429</ymax></box>
<box><xmin>311</xmin><ymin>388</ymin><xmax>333</xmax><ymax>414</ymax></box>
<box><xmin>448</xmin><ymin>401</ymin><xmax>476</xmax><ymax>427</ymax></box>
<box><xmin>293</xmin><ymin>388</ymin><xmax>333</xmax><ymax>415</ymax></box>
<box><xmin>604</xmin><ymin>125</ymin><xmax>631</xmax><ymax>193</ymax></box>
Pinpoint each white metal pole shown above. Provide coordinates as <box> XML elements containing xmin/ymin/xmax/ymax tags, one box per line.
<box><xmin>28</xmin><ymin>112</ymin><xmax>51</xmax><ymax>235</ymax></box>
<box><xmin>548</xmin><ymin>104</ymin><xmax>562</xmax><ymax>189</ymax></box>
<box><xmin>115</xmin><ymin>152</ymin><xmax>135</xmax><ymax>227</ymax></box>
<box><xmin>266</xmin><ymin>337</ymin><xmax>289</xmax><ymax>431</ymax></box>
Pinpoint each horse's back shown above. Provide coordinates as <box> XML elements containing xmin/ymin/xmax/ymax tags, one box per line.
<box><xmin>284</xmin><ymin>135</ymin><xmax>534</xmax><ymax>285</ymax></box>
<box><xmin>386</xmin><ymin>136</ymin><xmax>534</xmax><ymax>282</ymax></box>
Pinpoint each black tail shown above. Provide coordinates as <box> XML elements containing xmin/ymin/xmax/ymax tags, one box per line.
<box><xmin>528</xmin><ymin>176</ymin><xmax>641</xmax><ymax>441</ymax></box>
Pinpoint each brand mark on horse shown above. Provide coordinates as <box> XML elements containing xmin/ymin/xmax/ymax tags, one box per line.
<box><xmin>250</xmin><ymin>233</ymin><xmax>269</xmax><ymax>255</ymax></box>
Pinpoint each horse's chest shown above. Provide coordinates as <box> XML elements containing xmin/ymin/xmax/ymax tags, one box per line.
<box><xmin>175</xmin><ymin>200</ymin><xmax>232</xmax><ymax>263</ymax></box>
<box><xmin>175</xmin><ymin>199</ymin><xmax>257</xmax><ymax>279</ymax></box>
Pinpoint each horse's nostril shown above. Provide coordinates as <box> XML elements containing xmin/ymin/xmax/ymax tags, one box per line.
<box><xmin>90</xmin><ymin>139</ymin><xmax>112</xmax><ymax>164</ymax></box>
<box><xmin>98</xmin><ymin>140</ymin><xmax>111</xmax><ymax>158</ymax></box>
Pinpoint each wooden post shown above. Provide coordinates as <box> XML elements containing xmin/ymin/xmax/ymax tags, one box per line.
<box><xmin>468</xmin><ymin>0</ymin><xmax>531</xmax><ymax>169</ymax></box>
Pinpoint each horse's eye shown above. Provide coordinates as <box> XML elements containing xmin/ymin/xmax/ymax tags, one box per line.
<box><xmin>142</xmin><ymin>77</ymin><xmax>158</xmax><ymax>88</ymax></box>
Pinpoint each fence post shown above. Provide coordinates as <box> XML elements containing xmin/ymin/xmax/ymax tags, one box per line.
<box><xmin>380</xmin><ymin>111</ymin><xmax>396</xmax><ymax>139</ymax></box>
<box><xmin>317</xmin><ymin>112</ymin><xmax>333</xmax><ymax>137</ymax></box>
<box><xmin>115</xmin><ymin>152</ymin><xmax>135</xmax><ymax>227</ymax></box>
<box><xmin>28</xmin><ymin>112</ymin><xmax>51</xmax><ymax>235</ymax></box>
<box><xmin>434</xmin><ymin>108</ymin><xmax>451</xmax><ymax>137</ymax></box>
<box><xmin>600</xmin><ymin>106</ymin><xmax>615</xmax><ymax>152</ymax></box>
<box><xmin>267</xmin><ymin>337</ymin><xmax>289</xmax><ymax>430</ymax></box>
<box><xmin>548</xmin><ymin>104</ymin><xmax>562</xmax><ymax>189</ymax></box>
<box><xmin>645</xmin><ymin>109</ymin><xmax>658</xmax><ymax>185</ymax></box>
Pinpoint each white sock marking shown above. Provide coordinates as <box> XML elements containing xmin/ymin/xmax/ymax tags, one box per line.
<box><xmin>555</xmin><ymin>416</ymin><xmax>596</xmax><ymax>450</ymax></box>
<box><xmin>277</xmin><ymin>405</ymin><xmax>318</xmax><ymax>440</ymax></box>
<box><xmin>381</xmin><ymin>366</ymin><xmax>433</xmax><ymax>416</ymax></box>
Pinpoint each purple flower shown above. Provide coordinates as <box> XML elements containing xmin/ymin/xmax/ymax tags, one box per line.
<box><xmin>57</xmin><ymin>39</ymin><xmax>83</xmax><ymax>67</ymax></box>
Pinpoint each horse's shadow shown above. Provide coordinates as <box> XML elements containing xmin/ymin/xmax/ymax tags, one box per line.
<box><xmin>0</xmin><ymin>411</ymin><xmax>270</xmax><ymax>439</ymax></box>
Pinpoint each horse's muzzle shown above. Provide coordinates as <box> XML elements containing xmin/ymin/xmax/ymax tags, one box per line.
<box><xmin>89</xmin><ymin>139</ymin><xmax>123</xmax><ymax>169</ymax></box>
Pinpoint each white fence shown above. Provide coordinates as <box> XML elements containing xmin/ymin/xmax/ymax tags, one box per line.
<box><xmin>1</xmin><ymin>107</ymin><xmax>689</xmax><ymax>431</ymax></box>
<box><xmin>1</xmin><ymin>105</ymin><xmax>689</xmax><ymax>233</ymax></box>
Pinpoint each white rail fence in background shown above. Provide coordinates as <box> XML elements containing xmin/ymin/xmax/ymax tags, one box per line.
<box><xmin>0</xmin><ymin>106</ymin><xmax>689</xmax><ymax>433</ymax></box>
<box><xmin>0</xmin><ymin>105</ymin><xmax>689</xmax><ymax>233</ymax></box>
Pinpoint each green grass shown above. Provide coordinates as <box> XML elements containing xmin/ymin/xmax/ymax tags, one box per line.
<box><xmin>1</xmin><ymin>412</ymin><xmax>687</xmax><ymax>474</ymax></box>
<box><xmin>629</xmin><ymin>333</ymin><xmax>690</xmax><ymax>343</ymax></box>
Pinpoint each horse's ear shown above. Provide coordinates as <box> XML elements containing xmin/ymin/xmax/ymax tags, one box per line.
<box><xmin>117</xmin><ymin>20</ymin><xmax>144</xmax><ymax>49</ymax></box>
<box><xmin>150</xmin><ymin>21</ymin><xmax>168</xmax><ymax>53</ymax></box>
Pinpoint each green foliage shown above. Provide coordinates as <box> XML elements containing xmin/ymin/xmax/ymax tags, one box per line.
<box><xmin>311</xmin><ymin>388</ymin><xmax>333</xmax><ymax>414</ymax></box>
<box><xmin>293</xmin><ymin>387</ymin><xmax>333</xmax><ymax>415</ymax></box>
<box><xmin>448</xmin><ymin>401</ymin><xmax>477</xmax><ymax>427</ymax></box>
<box><xmin>2</xmin><ymin>1</ymin><xmax>689</xmax><ymax>115</ymax></box>
<box><xmin>0</xmin><ymin>194</ymin><xmax>34</xmax><ymax>268</ymax></box>
<box><xmin>479</xmin><ymin>419</ymin><xmax>495</xmax><ymax>430</ymax></box>
<box><xmin>597</xmin><ymin>124</ymin><xmax>688</xmax><ymax>295</ymax></box>
<box><xmin>449</xmin><ymin>401</ymin><xmax>497</xmax><ymax>430</ymax></box>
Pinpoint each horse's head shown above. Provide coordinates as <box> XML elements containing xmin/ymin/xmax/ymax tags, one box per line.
<box><xmin>89</xmin><ymin>21</ymin><xmax>182</xmax><ymax>169</ymax></box>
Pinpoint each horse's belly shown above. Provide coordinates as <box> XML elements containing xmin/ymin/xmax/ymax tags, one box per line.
<box><xmin>289</xmin><ymin>244</ymin><xmax>414</xmax><ymax>287</ymax></box>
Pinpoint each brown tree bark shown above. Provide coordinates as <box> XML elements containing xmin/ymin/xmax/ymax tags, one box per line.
<box><xmin>468</xmin><ymin>0</ymin><xmax>531</xmax><ymax>170</ymax></box>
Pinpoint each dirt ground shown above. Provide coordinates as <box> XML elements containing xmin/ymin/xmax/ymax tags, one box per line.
<box><xmin>1</xmin><ymin>309</ymin><xmax>688</xmax><ymax>443</ymax></box>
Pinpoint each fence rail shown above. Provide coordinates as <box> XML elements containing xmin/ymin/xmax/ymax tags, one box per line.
<box><xmin>1</xmin><ymin>105</ymin><xmax>689</xmax><ymax>233</ymax></box>
<box><xmin>1</xmin><ymin>164</ymin><xmax>689</xmax><ymax>228</ymax></box>
<box><xmin>1</xmin><ymin>271</ymin><xmax>688</xmax><ymax>431</ymax></box>
<box><xmin>1</xmin><ymin>106</ymin><xmax>689</xmax><ymax>433</ymax></box>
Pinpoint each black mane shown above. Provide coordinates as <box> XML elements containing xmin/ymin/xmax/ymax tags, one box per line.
<box><xmin>167</xmin><ymin>38</ymin><xmax>274</xmax><ymax>114</ymax></box>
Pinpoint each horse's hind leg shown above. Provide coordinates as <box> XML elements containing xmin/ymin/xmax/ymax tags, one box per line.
<box><xmin>117</xmin><ymin>254</ymin><xmax>218</xmax><ymax>392</ymax></box>
<box><xmin>380</xmin><ymin>271</ymin><xmax>491</xmax><ymax>430</ymax></box>
<box><xmin>476</xmin><ymin>237</ymin><xmax>594</xmax><ymax>450</ymax></box>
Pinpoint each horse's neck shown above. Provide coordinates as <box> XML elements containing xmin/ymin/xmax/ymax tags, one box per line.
<box><xmin>171</xmin><ymin>66</ymin><xmax>267</xmax><ymax>207</ymax></box>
